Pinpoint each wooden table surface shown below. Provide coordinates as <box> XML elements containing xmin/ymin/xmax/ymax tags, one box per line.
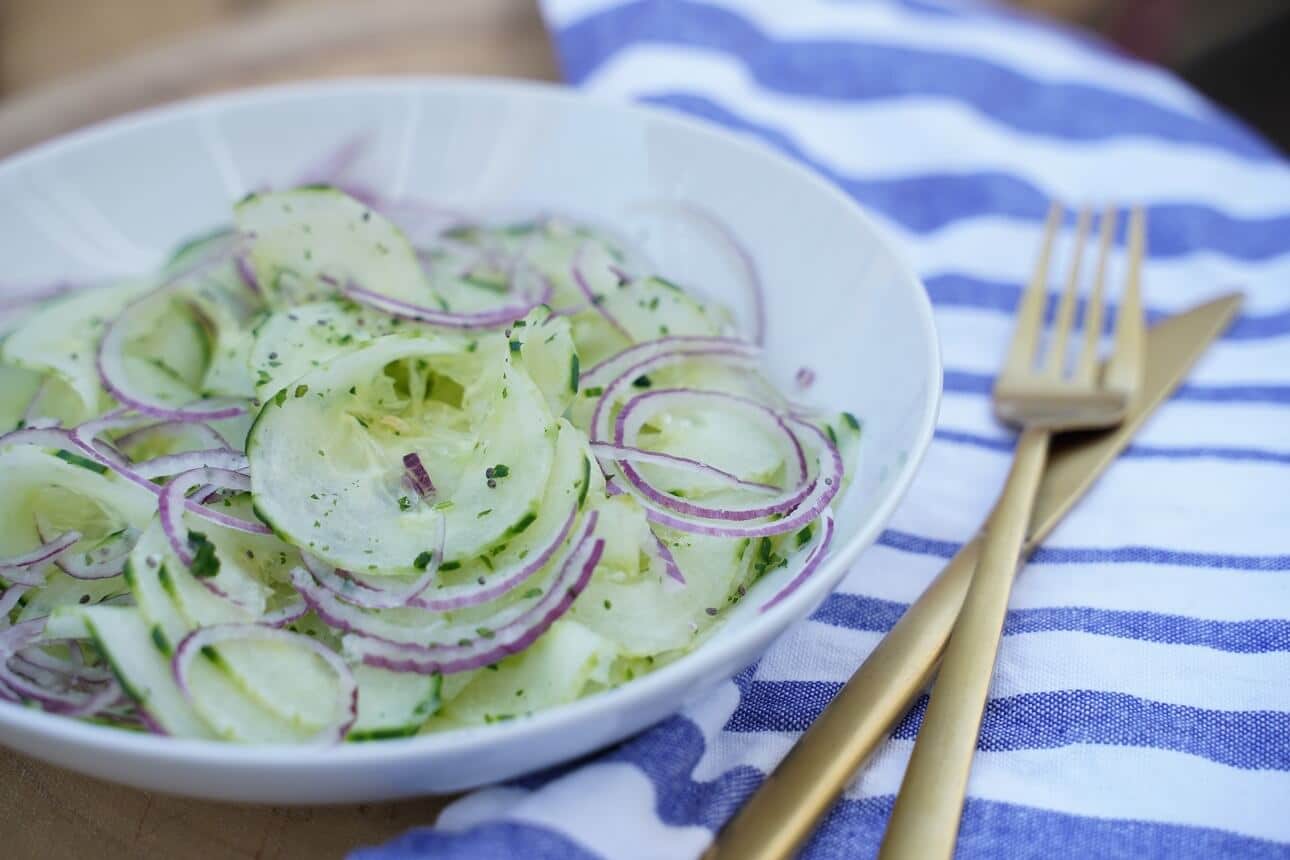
<box><xmin>0</xmin><ymin>2</ymin><xmax>554</xmax><ymax>856</ymax></box>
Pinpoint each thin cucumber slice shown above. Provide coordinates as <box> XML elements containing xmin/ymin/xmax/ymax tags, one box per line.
<box><xmin>571</xmin><ymin>502</ymin><xmax>754</xmax><ymax>657</ymax></box>
<box><xmin>0</xmin><ymin>446</ymin><xmax>155</xmax><ymax>560</ymax></box>
<box><xmin>2</xmin><ymin>279</ymin><xmax>152</xmax><ymax>419</ymax></box>
<box><xmin>430</xmin><ymin>619</ymin><xmax>616</xmax><ymax>728</ymax></box>
<box><xmin>510</xmin><ymin>308</ymin><xmax>579</xmax><ymax>418</ymax></box>
<box><xmin>248</xmin><ymin>334</ymin><xmax>558</xmax><ymax>573</ymax></box>
<box><xmin>248</xmin><ymin>300</ymin><xmax>402</xmax><ymax>401</ymax></box>
<box><xmin>81</xmin><ymin>604</ymin><xmax>213</xmax><ymax>738</ymax></box>
<box><xmin>236</xmin><ymin>188</ymin><xmax>430</xmax><ymax>308</ymax></box>
<box><xmin>349</xmin><ymin>665</ymin><xmax>441</xmax><ymax>741</ymax></box>
<box><xmin>0</xmin><ymin>363</ymin><xmax>42</xmax><ymax>431</ymax></box>
<box><xmin>184</xmin><ymin>654</ymin><xmax>307</xmax><ymax>743</ymax></box>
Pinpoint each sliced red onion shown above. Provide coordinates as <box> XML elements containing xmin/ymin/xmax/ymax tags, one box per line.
<box><xmin>571</xmin><ymin>242</ymin><xmax>632</xmax><ymax>339</ymax></box>
<box><xmin>114</xmin><ymin>419</ymin><xmax>230</xmax><ymax>456</ymax></box>
<box><xmin>614</xmin><ymin>410</ymin><xmax>841</xmax><ymax>538</ymax></box>
<box><xmin>235</xmin><ymin>254</ymin><xmax>262</xmax><ymax>295</ymax></box>
<box><xmin>0</xmin><ymin>425</ymin><xmax>83</xmax><ymax>454</ymax></box>
<box><xmin>294</xmin><ymin>512</ymin><xmax>599</xmax><ymax>655</ymax></box>
<box><xmin>13</xmin><ymin>644</ymin><xmax>114</xmax><ymax>684</ymax></box>
<box><xmin>0</xmin><ymin>530</ymin><xmax>80</xmax><ymax>586</ymax></box>
<box><xmin>651</xmin><ymin>533</ymin><xmax>686</xmax><ymax>585</ymax></box>
<box><xmin>60</xmin><ymin>417</ymin><xmax>258</xmax><ymax>530</ymax></box>
<box><xmin>260</xmin><ymin>597</ymin><xmax>308</xmax><ymax>628</ymax></box>
<box><xmin>159</xmin><ymin>467</ymin><xmax>270</xmax><ymax>570</ymax></box>
<box><xmin>340</xmin><ymin>269</ymin><xmax>553</xmax><ymax>330</ymax></box>
<box><xmin>315</xmin><ymin>502</ymin><xmax>579</xmax><ymax>613</ymax></box>
<box><xmin>629</xmin><ymin>201</ymin><xmax>766</xmax><ymax>345</ymax></box>
<box><xmin>171</xmin><ymin>624</ymin><xmax>358</xmax><ymax>743</ymax></box>
<box><xmin>35</xmin><ymin>520</ymin><xmax>138</xmax><ymax>580</ymax></box>
<box><xmin>301</xmin><ymin>514</ymin><xmax>445</xmax><ymax>611</ymax></box>
<box><xmin>342</xmin><ymin>522</ymin><xmax>605</xmax><ymax>675</ymax></box>
<box><xmin>589</xmin><ymin>442</ymin><xmax>778</xmax><ymax>496</ymax></box>
<box><xmin>612</xmin><ymin>390</ymin><xmax>811</xmax><ymax>521</ymax></box>
<box><xmin>795</xmin><ymin>367</ymin><xmax>816</xmax><ymax>390</ymax></box>
<box><xmin>402</xmin><ymin>452</ymin><xmax>437</xmax><ymax>501</ymax></box>
<box><xmin>130</xmin><ymin>448</ymin><xmax>245</xmax><ymax>481</ymax></box>
<box><xmin>97</xmin><ymin>308</ymin><xmax>249</xmax><ymax>419</ymax></box>
<box><xmin>760</xmin><ymin>508</ymin><xmax>836</xmax><ymax>611</ymax></box>
<box><xmin>584</xmin><ymin>335</ymin><xmax>758</xmax><ymax>386</ymax></box>
<box><xmin>97</xmin><ymin>269</ymin><xmax>249</xmax><ymax>421</ymax></box>
<box><xmin>589</xmin><ymin>343</ymin><xmax>762</xmax><ymax>444</ymax></box>
<box><xmin>0</xmin><ymin>659</ymin><xmax>120</xmax><ymax>716</ymax></box>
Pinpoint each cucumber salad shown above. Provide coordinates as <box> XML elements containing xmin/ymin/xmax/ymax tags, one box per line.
<box><xmin>0</xmin><ymin>184</ymin><xmax>859</xmax><ymax>743</ymax></box>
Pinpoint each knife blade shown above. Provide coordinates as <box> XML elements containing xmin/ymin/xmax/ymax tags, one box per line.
<box><xmin>706</xmin><ymin>292</ymin><xmax>1244</xmax><ymax>860</ymax></box>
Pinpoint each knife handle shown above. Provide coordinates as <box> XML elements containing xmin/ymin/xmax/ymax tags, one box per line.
<box><xmin>703</xmin><ymin>534</ymin><xmax>983</xmax><ymax>860</ymax></box>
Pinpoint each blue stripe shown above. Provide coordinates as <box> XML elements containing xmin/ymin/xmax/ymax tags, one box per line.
<box><xmin>805</xmin><ymin>796</ymin><xmax>1290</xmax><ymax>860</ymax></box>
<box><xmin>935</xmin><ymin>428</ymin><xmax>1290</xmax><ymax>466</ymax></box>
<box><xmin>728</xmin><ymin>684</ymin><xmax>1290</xmax><ymax>770</ymax></box>
<box><xmin>349</xmin><ymin>820</ymin><xmax>599</xmax><ymax>860</ymax></box>
<box><xmin>877</xmin><ymin>529</ymin><xmax>1290</xmax><ymax>571</ymax></box>
<box><xmin>556</xmin><ymin>1</ymin><xmax>1276</xmax><ymax>159</ymax></box>
<box><xmin>638</xmin><ymin>92</ymin><xmax>1290</xmax><ymax>261</ymax></box>
<box><xmin>495</xmin><ymin>692</ymin><xmax>1288</xmax><ymax>858</ymax></box>
<box><xmin>811</xmin><ymin>594</ymin><xmax>1290</xmax><ymax>653</ymax></box>
<box><xmin>926</xmin><ymin>274</ymin><xmax>1290</xmax><ymax>341</ymax></box>
<box><xmin>942</xmin><ymin>369</ymin><xmax>1290</xmax><ymax>405</ymax></box>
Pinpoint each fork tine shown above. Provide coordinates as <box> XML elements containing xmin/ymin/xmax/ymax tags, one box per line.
<box><xmin>1002</xmin><ymin>202</ymin><xmax>1062</xmax><ymax>379</ymax></box>
<box><xmin>1073</xmin><ymin>206</ymin><xmax>1117</xmax><ymax>385</ymax></box>
<box><xmin>1044</xmin><ymin>207</ymin><xmax>1091</xmax><ymax>378</ymax></box>
<box><xmin>1103</xmin><ymin>206</ymin><xmax>1147</xmax><ymax>398</ymax></box>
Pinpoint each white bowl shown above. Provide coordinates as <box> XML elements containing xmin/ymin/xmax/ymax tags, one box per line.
<box><xmin>0</xmin><ymin>78</ymin><xmax>940</xmax><ymax>803</ymax></box>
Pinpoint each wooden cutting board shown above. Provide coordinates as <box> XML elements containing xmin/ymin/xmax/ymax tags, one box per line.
<box><xmin>0</xmin><ymin>2</ymin><xmax>554</xmax><ymax>856</ymax></box>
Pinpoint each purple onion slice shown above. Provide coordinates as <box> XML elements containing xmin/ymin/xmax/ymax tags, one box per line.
<box><xmin>343</xmin><ymin>525</ymin><xmax>605</xmax><ymax>675</ymax></box>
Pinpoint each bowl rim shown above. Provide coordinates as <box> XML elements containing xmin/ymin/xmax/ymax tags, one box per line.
<box><xmin>0</xmin><ymin>75</ymin><xmax>942</xmax><ymax>770</ymax></box>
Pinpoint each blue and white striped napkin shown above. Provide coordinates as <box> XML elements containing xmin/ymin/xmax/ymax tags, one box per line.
<box><xmin>356</xmin><ymin>1</ymin><xmax>1290</xmax><ymax>856</ymax></box>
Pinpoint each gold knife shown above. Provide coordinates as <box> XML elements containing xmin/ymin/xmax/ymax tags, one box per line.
<box><xmin>705</xmin><ymin>292</ymin><xmax>1244</xmax><ymax>860</ymax></box>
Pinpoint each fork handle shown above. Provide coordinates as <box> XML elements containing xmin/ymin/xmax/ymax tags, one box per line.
<box><xmin>879</xmin><ymin>428</ymin><xmax>1051</xmax><ymax>860</ymax></box>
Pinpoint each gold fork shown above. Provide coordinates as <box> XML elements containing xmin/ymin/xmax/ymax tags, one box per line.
<box><xmin>877</xmin><ymin>203</ymin><xmax>1146</xmax><ymax>859</ymax></box>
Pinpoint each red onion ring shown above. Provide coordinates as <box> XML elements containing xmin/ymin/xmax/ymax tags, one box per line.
<box><xmin>581</xmin><ymin>335</ymin><xmax>758</xmax><ymax>387</ymax></box>
<box><xmin>95</xmin><ymin>235</ymin><xmax>249</xmax><ymax>421</ymax></box>
<box><xmin>571</xmin><ymin>242</ymin><xmax>632</xmax><ymax>339</ymax></box>
<box><xmin>260</xmin><ymin>597</ymin><xmax>308</xmax><ymax>629</ymax></box>
<box><xmin>35</xmin><ymin>520</ymin><xmax>138</xmax><ymax>581</ymax></box>
<box><xmin>341</xmin><ymin>521</ymin><xmax>605</xmax><ymax>675</ymax></box>
<box><xmin>589</xmin><ymin>442</ymin><xmax>778</xmax><ymax>496</ymax></box>
<box><xmin>612</xmin><ymin>409</ymin><xmax>841</xmax><ymax>538</ymax></box>
<box><xmin>613</xmin><ymin>389</ymin><xmax>811</xmax><ymax>521</ymax></box>
<box><xmin>1</xmin><ymin>420</ymin><xmax>255</xmax><ymax>532</ymax></box>
<box><xmin>339</xmin><ymin>268</ymin><xmax>553</xmax><ymax>330</ymax></box>
<box><xmin>589</xmin><ymin>345</ymin><xmax>762</xmax><ymax>446</ymax></box>
<box><xmin>159</xmin><ymin>467</ymin><xmax>270</xmax><ymax>570</ymax></box>
<box><xmin>651</xmin><ymin>533</ymin><xmax>686</xmax><ymax>585</ymax></box>
<box><xmin>316</xmin><ymin>502</ymin><xmax>578</xmax><ymax>613</ymax></box>
<box><xmin>130</xmin><ymin>448</ymin><xmax>244</xmax><ymax>481</ymax></box>
<box><xmin>301</xmin><ymin>513</ymin><xmax>445</xmax><ymax>610</ymax></box>
<box><xmin>171</xmin><ymin>624</ymin><xmax>358</xmax><ymax>743</ymax></box>
<box><xmin>293</xmin><ymin>511</ymin><xmax>599</xmax><ymax>658</ymax></box>
<box><xmin>759</xmin><ymin>508</ymin><xmax>836</xmax><ymax>611</ymax></box>
<box><xmin>0</xmin><ymin>530</ymin><xmax>80</xmax><ymax>587</ymax></box>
